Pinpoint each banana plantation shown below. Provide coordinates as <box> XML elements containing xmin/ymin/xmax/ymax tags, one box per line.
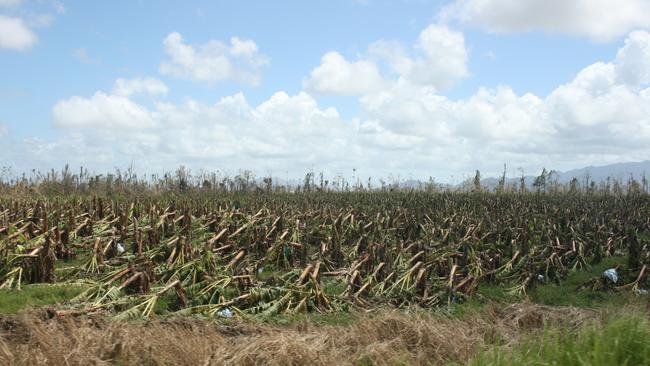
<box><xmin>1</xmin><ymin>192</ymin><xmax>649</xmax><ymax>320</ymax></box>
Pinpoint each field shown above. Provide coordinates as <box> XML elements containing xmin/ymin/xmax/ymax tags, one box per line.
<box><xmin>1</xmin><ymin>187</ymin><xmax>650</xmax><ymax>365</ymax></box>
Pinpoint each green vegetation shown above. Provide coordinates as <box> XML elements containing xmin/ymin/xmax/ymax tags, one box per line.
<box><xmin>459</xmin><ymin>255</ymin><xmax>644</xmax><ymax>312</ymax></box>
<box><xmin>266</xmin><ymin>309</ymin><xmax>358</xmax><ymax>326</ymax></box>
<box><xmin>473</xmin><ymin>314</ymin><xmax>650</xmax><ymax>366</ymax></box>
<box><xmin>529</xmin><ymin>255</ymin><xmax>640</xmax><ymax>308</ymax></box>
<box><xmin>0</xmin><ymin>284</ymin><xmax>86</xmax><ymax>314</ymax></box>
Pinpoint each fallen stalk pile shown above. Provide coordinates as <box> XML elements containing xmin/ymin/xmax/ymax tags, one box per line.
<box><xmin>0</xmin><ymin>192</ymin><xmax>648</xmax><ymax>319</ymax></box>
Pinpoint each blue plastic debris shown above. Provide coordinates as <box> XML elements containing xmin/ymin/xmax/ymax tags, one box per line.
<box><xmin>603</xmin><ymin>268</ymin><xmax>618</xmax><ymax>284</ymax></box>
<box><xmin>217</xmin><ymin>308</ymin><xmax>233</xmax><ymax>318</ymax></box>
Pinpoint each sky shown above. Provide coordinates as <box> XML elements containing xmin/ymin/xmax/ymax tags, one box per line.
<box><xmin>1</xmin><ymin>0</ymin><xmax>650</xmax><ymax>183</ymax></box>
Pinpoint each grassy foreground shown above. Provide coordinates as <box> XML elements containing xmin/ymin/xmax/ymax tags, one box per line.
<box><xmin>0</xmin><ymin>302</ymin><xmax>648</xmax><ymax>365</ymax></box>
<box><xmin>1</xmin><ymin>255</ymin><xmax>649</xmax><ymax>365</ymax></box>
<box><xmin>0</xmin><ymin>262</ymin><xmax>649</xmax><ymax>365</ymax></box>
<box><xmin>0</xmin><ymin>302</ymin><xmax>591</xmax><ymax>365</ymax></box>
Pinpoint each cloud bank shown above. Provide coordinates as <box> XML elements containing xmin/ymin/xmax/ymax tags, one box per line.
<box><xmin>440</xmin><ymin>0</ymin><xmax>650</xmax><ymax>42</ymax></box>
<box><xmin>31</xmin><ymin>26</ymin><xmax>650</xmax><ymax>180</ymax></box>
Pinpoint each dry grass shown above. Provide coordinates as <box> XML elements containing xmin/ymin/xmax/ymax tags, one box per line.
<box><xmin>0</xmin><ymin>302</ymin><xmax>601</xmax><ymax>366</ymax></box>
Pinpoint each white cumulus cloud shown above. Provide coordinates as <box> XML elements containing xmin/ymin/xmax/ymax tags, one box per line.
<box><xmin>159</xmin><ymin>32</ymin><xmax>269</xmax><ymax>85</ymax></box>
<box><xmin>356</xmin><ymin>30</ymin><xmax>650</xmax><ymax>174</ymax></box>
<box><xmin>373</xmin><ymin>24</ymin><xmax>469</xmax><ymax>88</ymax></box>
<box><xmin>305</xmin><ymin>24</ymin><xmax>468</xmax><ymax>95</ymax></box>
<box><xmin>303</xmin><ymin>52</ymin><xmax>387</xmax><ymax>95</ymax></box>
<box><xmin>0</xmin><ymin>15</ymin><xmax>37</xmax><ymax>51</ymax></box>
<box><xmin>46</xmin><ymin>80</ymin><xmax>353</xmax><ymax>173</ymax></box>
<box><xmin>53</xmin><ymin>92</ymin><xmax>157</xmax><ymax>130</ymax></box>
<box><xmin>440</xmin><ymin>0</ymin><xmax>650</xmax><ymax>42</ymax></box>
<box><xmin>615</xmin><ymin>30</ymin><xmax>650</xmax><ymax>85</ymax></box>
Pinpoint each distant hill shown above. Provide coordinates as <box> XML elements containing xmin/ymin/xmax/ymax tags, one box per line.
<box><xmin>240</xmin><ymin>161</ymin><xmax>650</xmax><ymax>191</ymax></box>
<box><xmin>558</xmin><ymin>161</ymin><xmax>650</xmax><ymax>183</ymax></box>
<box><xmin>472</xmin><ymin>161</ymin><xmax>650</xmax><ymax>191</ymax></box>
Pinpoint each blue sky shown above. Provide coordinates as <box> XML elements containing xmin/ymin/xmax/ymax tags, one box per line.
<box><xmin>1</xmin><ymin>0</ymin><xmax>649</xmax><ymax>182</ymax></box>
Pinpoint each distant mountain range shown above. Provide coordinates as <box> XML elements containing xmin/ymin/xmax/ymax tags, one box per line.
<box><xmin>475</xmin><ymin>160</ymin><xmax>650</xmax><ymax>190</ymax></box>
<box><xmin>261</xmin><ymin>160</ymin><xmax>650</xmax><ymax>190</ymax></box>
<box><xmin>558</xmin><ymin>161</ymin><xmax>650</xmax><ymax>183</ymax></box>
